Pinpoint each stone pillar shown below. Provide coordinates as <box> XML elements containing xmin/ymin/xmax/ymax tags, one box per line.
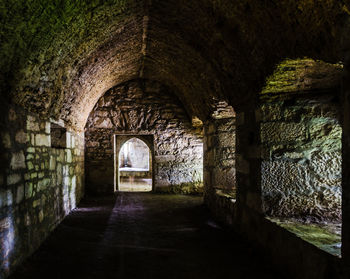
<box><xmin>342</xmin><ymin>59</ymin><xmax>350</xmax><ymax>275</ymax></box>
<box><xmin>235</xmin><ymin>103</ymin><xmax>262</xmax><ymax>214</ymax></box>
<box><xmin>203</xmin><ymin>121</ymin><xmax>215</xmax><ymax>204</ymax></box>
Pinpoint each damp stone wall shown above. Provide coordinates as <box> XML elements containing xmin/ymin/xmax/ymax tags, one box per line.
<box><xmin>85</xmin><ymin>79</ymin><xmax>203</xmax><ymax>194</ymax></box>
<box><xmin>204</xmin><ymin>117</ymin><xmax>236</xmax><ymax>196</ymax></box>
<box><xmin>0</xmin><ymin>106</ymin><xmax>84</xmax><ymax>278</ymax></box>
<box><xmin>260</xmin><ymin>93</ymin><xmax>341</xmax><ymax>222</ymax></box>
<box><xmin>203</xmin><ymin>116</ymin><xmax>236</xmax><ymax>225</ymax></box>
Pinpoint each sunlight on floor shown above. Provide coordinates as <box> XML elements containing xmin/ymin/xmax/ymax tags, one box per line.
<box><xmin>119</xmin><ymin>177</ymin><xmax>152</xmax><ymax>192</ymax></box>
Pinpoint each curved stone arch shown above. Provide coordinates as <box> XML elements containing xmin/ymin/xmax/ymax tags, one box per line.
<box><xmin>114</xmin><ymin>134</ymin><xmax>154</xmax><ymax>192</ymax></box>
<box><xmin>2</xmin><ymin>1</ymin><xmax>349</xmax><ymax>131</ymax></box>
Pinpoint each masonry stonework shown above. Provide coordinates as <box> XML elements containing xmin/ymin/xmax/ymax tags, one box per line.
<box><xmin>0</xmin><ymin>106</ymin><xmax>84</xmax><ymax>277</ymax></box>
<box><xmin>85</xmin><ymin>79</ymin><xmax>203</xmax><ymax>194</ymax></box>
<box><xmin>260</xmin><ymin>93</ymin><xmax>341</xmax><ymax>222</ymax></box>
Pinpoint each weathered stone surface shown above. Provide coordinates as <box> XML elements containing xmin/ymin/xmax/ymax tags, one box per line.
<box><xmin>85</xmin><ymin>80</ymin><xmax>203</xmax><ymax>194</ymax></box>
<box><xmin>10</xmin><ymin>151</ymin><xmax>26</xmax><ymax>170</ymax></box>
<box><xmin>16</xmin><ymin>185</ymin><xmax>24</xmax><ymax>204</ymax></box>
<box><xmin>25</xmin><ymin>182</ymin><xmax>33</xmax><ymax>199</ymax></box>
<box><xmin>7</xmin><ymin>174</ymin><xmax>21</xmax><ymax>185</ymax></box>
<box><xmin>66</xmin><ymin>150</ymin><xmax>72</xmax><ymax>163</ymax></box>
<box><xmin>261</xmin><ymin>122</ymin><xmax>306</xmax><ymax>143</ymax></box>
<box><xmin>35</xmin><ymin>134</ymin><xmax>50</xmax><ymax>146</ymax></box>
<box><xmin>261</xmin><ymin>95</ymin><xmax>341</xmax><ymax>221</ymax></box>
<box><xmin>2</xmin><ymin>132</ymin><xmax>11</xmax><ymax>148</ymax></box>
<box><xmin>26</xmin><ymin>116</ymin><xmax>40</xmax><ymax>131</ymax></box>
<box><xmin>15</xmin><ymin>130</ymin><xmax>27</xmax><ymax>144</ymax></box>
<box><xmin>204</xmin><ymin>117</ymin><xmax>236</xmax><ymax>195</ymax></box>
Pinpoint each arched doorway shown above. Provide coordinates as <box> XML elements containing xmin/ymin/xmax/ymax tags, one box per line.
<box><xmin>115</xmin><ymin>136</ymin><xmax>153</xmax><ymax>192</ymax></box>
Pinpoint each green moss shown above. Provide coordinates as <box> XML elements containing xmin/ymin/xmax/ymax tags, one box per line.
<box><xmin>155</xmin><ymin>182</ymin><xmax>204</xmax><ymax>195</ymax></box>
<box><xmin>268</xmin><ymin>217</ymin><xmax>341</xmax><ymax>257</ymax></box>
<box><xmin>0</xmin><ymin>0</ymin><xmax>129</xmax><ymax>89</ymax></box>
<box><xmin>261</xmin><ymin>58</ymin><xmax>343</xmax><ymax>95</ymax></box>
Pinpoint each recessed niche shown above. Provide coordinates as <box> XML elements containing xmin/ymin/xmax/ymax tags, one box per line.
<box><xmin>51</xmin><ymin>123</ymin><xmax>67</xmax><ymax>149</ymax></box>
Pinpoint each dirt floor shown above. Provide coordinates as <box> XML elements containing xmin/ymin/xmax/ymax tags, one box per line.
<box><xmin>9</xmin><ymin>193</ymin><xmax>285</xmax><ymax>279</ymax></box>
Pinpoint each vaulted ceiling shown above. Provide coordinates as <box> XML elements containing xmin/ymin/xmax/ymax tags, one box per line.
<box><xmin>1</xmin><ymin>0</ymin><xmax>349</xmax><ymax>130</ymax></box>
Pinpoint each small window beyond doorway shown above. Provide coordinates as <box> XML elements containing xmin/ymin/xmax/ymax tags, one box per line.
<box><xmin>118</xmin><ymin>137</ymin><xmax>152</xmax><ymax>192</ymax></box>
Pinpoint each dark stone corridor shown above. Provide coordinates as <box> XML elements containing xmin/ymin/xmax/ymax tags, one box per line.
<box><xmin>9</xmin><ymin>192</ymin><xmax>281</xmax><ymax>279</ymax></box>
<box><xmin>2</xmin><ymin>1</ymin><xmax>350</xmax><ymax>278</ymax></box>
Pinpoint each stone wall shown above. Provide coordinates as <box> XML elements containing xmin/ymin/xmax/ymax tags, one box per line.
<box><xmin>204</xmin><ymin>117</ymin><xmax>236</xmax><ymax>197</ymax></box>
<box><xmin>260</xmin><ymin>94</ymin><xmax>341</xmax><ymax>222</ymax></box>
<box><xmin>0</xmin><ymin>105</ymin><xmax>84</xmax><ymax>278</ymax></box>
<box><xmin>85</xmin><ymin>79</ymin><xmax>203</xmax><ymax>194</ymax></box>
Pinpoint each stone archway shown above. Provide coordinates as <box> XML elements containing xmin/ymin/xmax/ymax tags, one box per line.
<box><xmin>114</xmin><ymin>135</ymin><xmax>154</xmax><ymax>192</ymax></box>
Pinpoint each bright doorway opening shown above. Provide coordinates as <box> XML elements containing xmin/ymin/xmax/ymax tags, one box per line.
<box><xmin>116</xmin><ymin>137</ymin><xmax>152</xmax><ymax>192</ymax></box>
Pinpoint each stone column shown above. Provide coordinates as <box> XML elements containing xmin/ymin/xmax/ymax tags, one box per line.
<box><xmin>235</xmin><ymin>103</ymin><xmax>262</xmax><ymax>215</ymax></box>
<box><xmin>203</xmin><ymin>121</ymin><xmax>216</xmax><ymax>205</ymax></box>
<box><xmin>342</xmin><ymin>58</ymin><xmax>350</xmax><ymax>274</ymax></box>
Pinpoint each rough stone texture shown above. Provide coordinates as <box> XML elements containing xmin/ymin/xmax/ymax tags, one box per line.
<box><xmin>1</xmin><ymin>1</ymin><xmax>350</xmax><ymax>279</ymax></box>
<box><xmin>85</xmin><ymin>79</ymin><xmax>203</xmax><ymax>194</ymax></box>
<box><xmin>1</xmin><ymin>1</ymin><xmax>348</xmax><ymax>131</ymax></box>
<box><xmin>0</xmin><ymin>105</ymin><xmax>84</xmax><ymax>278</ymax></box>
<box><xmin>262</xmin><ymin>59</ymin><xmax>343</xmax><ymax>95</ymax></box>
<box><xmin>204</xmin><ymin>117</ymin><xmax>236</xmax><ymax>196</ymax></box>
<box><xmin>260</xmin><ymin>93</ymin><xmax>341</xmax><ymax>222</ymax></box>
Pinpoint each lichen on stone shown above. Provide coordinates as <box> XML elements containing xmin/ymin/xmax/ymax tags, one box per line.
<box><xmin>261</xmin><ymin>58</ymin><xmax>343</xmax><ymax>95</ymax></box>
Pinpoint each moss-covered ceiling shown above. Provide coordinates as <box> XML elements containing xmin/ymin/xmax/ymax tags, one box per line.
<box><xmin>261</xmin><ymin>58</ymin><xmax>343</xmax><ymax>95</ymax></box>
<box><xmin>1</xmin><ymin>0</ymin><xmax>349</xmax><ymax>130</ymax></box>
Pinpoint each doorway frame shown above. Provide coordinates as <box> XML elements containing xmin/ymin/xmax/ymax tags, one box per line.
<box><xmin>114</xmin><ymin>134</ymin><xmax>155</xmax><ymax>192</ymax></box>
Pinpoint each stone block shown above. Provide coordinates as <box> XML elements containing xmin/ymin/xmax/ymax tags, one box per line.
<box><xmin>309</xmin><ymin>151</ymin><xmax>341</xmax><ymax>188</ymax></box>
<box><xmin>66</xmin><ymin>131</ymin><xmax>72</xmax><ymax>148</ymax></box>
<box><xmin>27</xmin><ymin>147</ymin><xmax>35</xmax><ymax>153</ymax></box>
<box><xmin>16</xmin><ymin>185</ymin><xmax>24</xmax><ymax>204</ymax></box>
<box><xmin>71</xmin><ymin>135</ymin><xmax>76</xmax><ymax>148</ymax></box>
<box><xmin>10</xmin><ymin>151</ymin><xmax>26</xmax><ymax>170</ymax></box>
<box><xmin>2</xmin><ymin>132</ymin><xmax>11</xmax><ymax>148</ymax></box>
<box><xmin>33</xmin><ymin>199</ymin><xmax>41</xmax><ymax>208</ymax></box>
<box><xmin>218</xmin><ymin>132</ymin><xmax>236</xmax><ymax>147</ymax></box>
<box><xmin>45</xmin><ymin>121</ymin><xmax>50</xmax><ymax>134</ymax></box>
<box><xmin>26</xmin><ymin>115</ymin><xmax>40</xmax><ymax>131</ymax></box>
<box><xmin>7</xmin><ymin>173</ymin><xmax>21</xmax><ymax>185</ymax></box>
<box><xmin>260</xmin><ymin>122</ymin><xmax>306</xmax><ymax>143</ymax></box>
<box><xmin>66</xmin><ymin>150</ymin><xmax>72</xmax><ymax>163</ymax></box>
<box><xmin>37</xmin><ymin>178</ymin><xmax>50</xmax><ymax>191</ymax></box>
<box><xmin>27</xmin><ymin>162</ymin><xmax>34</xmax><ymax>171</ymax></box>
<box><xmin>39</xmin><ymin>210</ymin><xmax>44</xmax><ymax>223</ymax></box>
<box><xmin>35</xmin><ymin>134</ymin><xmax>50</xmax><ymax>146</ymax></box>
<box><xmin>15</xmin><ymin>130</ymin><xmax>27</xmax><ymax>144</ymax></box>
<box><xmin>50</xmin><ymin>156</ymin><xmax>56</xmax><ymax>170</ymax></box>
<box><xmin>283</xmin><ymin>106</ymin><xmax>303</xmax><ymax>121</ymax></box>
<box><xmin>25</xmin><ymin>182</ymin><xmax>33</xmax><ymax>199</ymax></box>
<box><xmin>93</xmin><ymin>117</ymin><xmax>113</xmax><ymax>129</ymax></box>
<box><xmin>309</xmin><ymin>120</ymin><xmax>341</xmax><ymax>141</ymax></box>
<box><xmin>30</xmin><ymin>134</ymin><xmax>35</xmax><ymax>145</ymax></box>
<box><xmin>26</xmin><ymin>153</ymin><xmax>34</xmax><ymax>161</ymax></box>
<box><xmin>261</xmin><ymin>103</ymin><xmax>283</xmax><ymax>121</ymax></box>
